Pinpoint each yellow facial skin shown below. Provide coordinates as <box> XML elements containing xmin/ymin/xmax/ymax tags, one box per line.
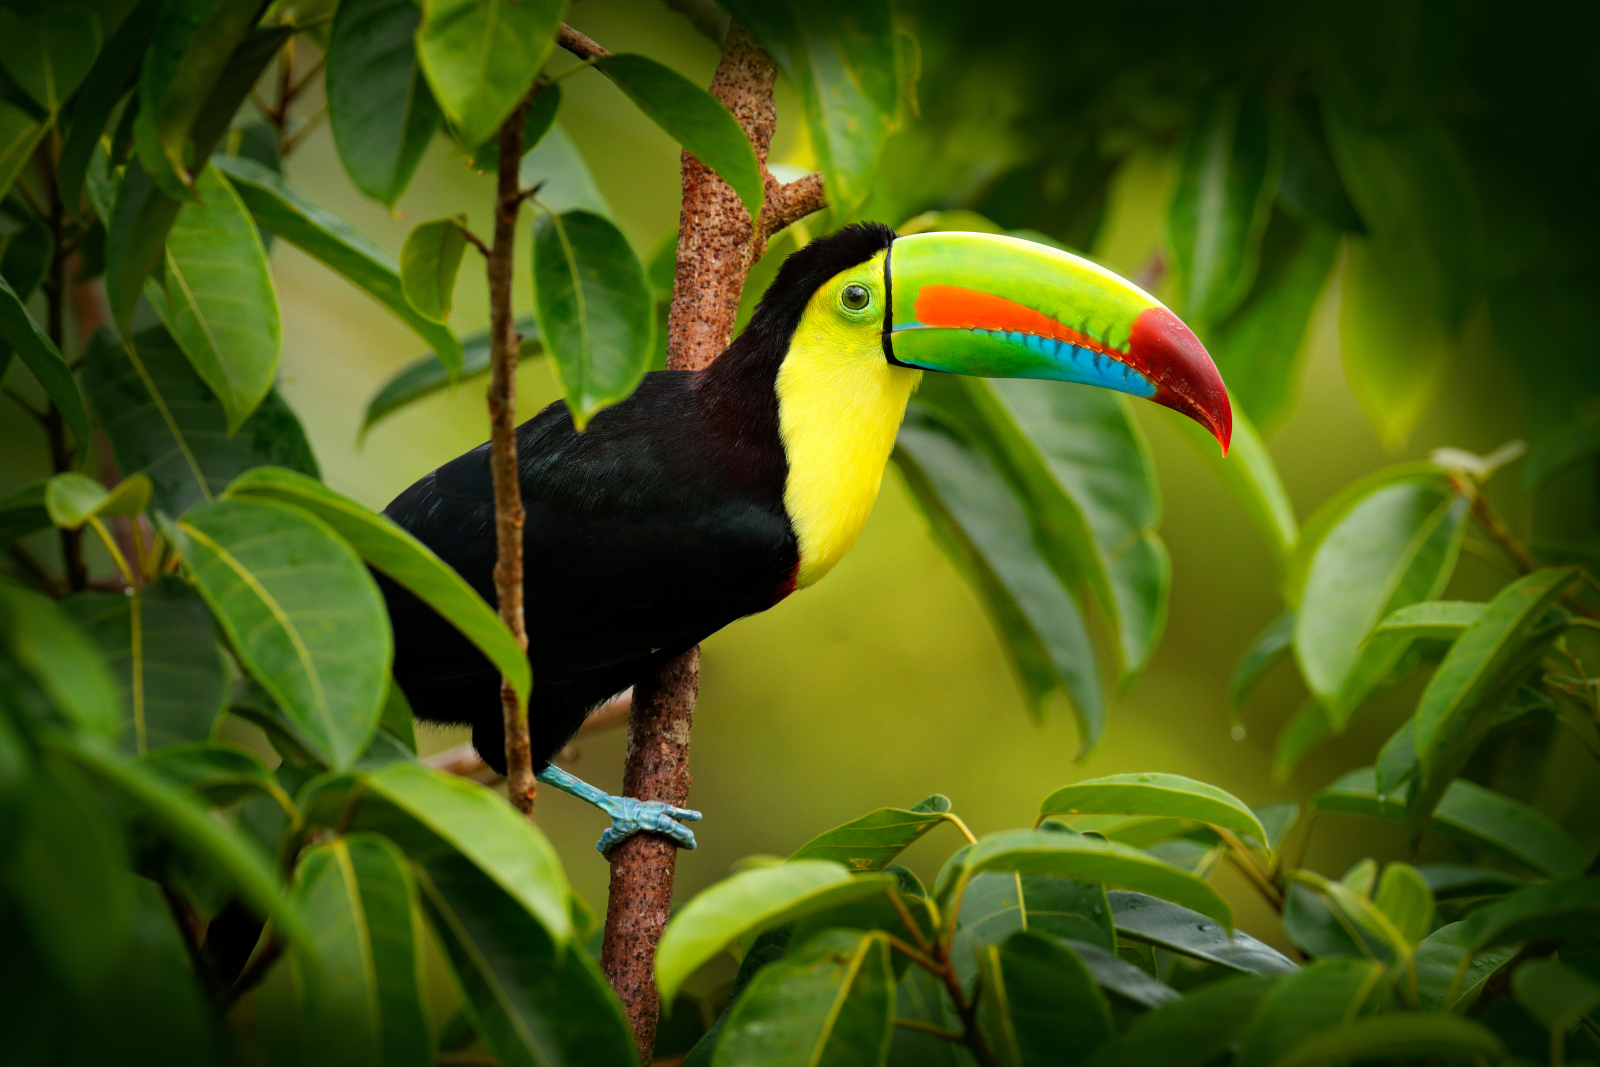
<box><xmin>775</xmin><ymin>252</ymin><xmax>922</xmax><ymax>588</ymax></box>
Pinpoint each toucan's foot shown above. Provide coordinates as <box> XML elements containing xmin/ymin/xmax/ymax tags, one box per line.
<box><xmin>535</xmin><ymin>764</ymin><xmax>701</xmax><ymax>856</ymax></box>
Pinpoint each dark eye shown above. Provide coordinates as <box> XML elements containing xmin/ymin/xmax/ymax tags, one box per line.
<box><xmin>840</xmin><ymin>284</ymin><xmax>871</xmax><ymax>311</ymax></box>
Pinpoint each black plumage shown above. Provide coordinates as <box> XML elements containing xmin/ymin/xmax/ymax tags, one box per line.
<box><xmin>380</xmin><ymin>223</ymin><xmax>897</xmax><ymax>771</ymax></box>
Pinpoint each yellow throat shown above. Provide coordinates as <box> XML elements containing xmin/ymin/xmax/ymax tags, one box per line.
<box><xmin>775</xmin><ymin>252</ymin><xmax>921</xmax><ymax>588</ymax></box>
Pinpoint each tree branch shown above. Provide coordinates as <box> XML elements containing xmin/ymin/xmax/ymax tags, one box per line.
<box><xmin>556</xmin><ymin>23</ymin><xmax>609</xmax><ymax>60</ymax></box>
<box><xmin>762</xmin><ymin>171</ymin><xmax>826</xmax><ymax>237</ymax></box>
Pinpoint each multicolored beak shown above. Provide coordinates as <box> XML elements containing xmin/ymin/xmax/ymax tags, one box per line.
<box><xmin>886</xmin><ymin>231</ymin><xmax>1232</xmax><ymax>453</ymax></box>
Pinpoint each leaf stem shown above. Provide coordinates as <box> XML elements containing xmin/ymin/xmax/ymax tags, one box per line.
<box><xmin>893</xmin><ymin>1017</ymin><xmax>964</xmax><ymax>1042</ymax></box>
<box><xmin>85</xmin><ymin>515</ymin><xmax>136</xmax><ymax>588</ymax></box>
<box><xmin>1215</xmin><ymin>827</ymin><xmax>1284</xmax><ymax>911</ymax></box>
<box><xmin>886</xmin><ymin>890</ymin><xmax>936</xmax><ymax>956</ymax></box>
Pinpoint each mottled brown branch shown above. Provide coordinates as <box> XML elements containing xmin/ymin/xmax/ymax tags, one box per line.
<box><xmin>556</xmin><ymin>23</ymin><xmax>609</xmax><ymax>61</ymax></box>
<box><xmin>762</xmin><ymin>171</ymin><xmax>826</xmax><ymax>238</ymax></box>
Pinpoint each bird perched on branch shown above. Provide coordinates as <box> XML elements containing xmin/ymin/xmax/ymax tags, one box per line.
<box><xmin>380</xmin><ymin>223</ymin><xmax>1231</xmax><ymax>853</ymax></box>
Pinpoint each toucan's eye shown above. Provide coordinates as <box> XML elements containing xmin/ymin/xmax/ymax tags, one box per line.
<box><xmin>840</xmin><ymin>284</ymin><xmax>871</xmax><ymax>311</ymax></box>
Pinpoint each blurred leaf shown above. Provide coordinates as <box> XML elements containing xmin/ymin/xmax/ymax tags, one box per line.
<box><xmin>326</xmin><ymin>0</ymin><xmax>441</xmax><ymax>206</ymax></box>
<box><xmin>174</xmin><ymin>498</ymin><xmax>391</xmax><ymax>769</ymax></box>
<box><xmin>595</xmin><ymin>53</ymin><xmax>764</xmax><ymax>221</ymax></box>
<box><xmin>104</xmin><ymin>165</ymin><xmax>183</xmax><ymax>327</ymax></box>
<box><xmin>1061</xmin><ymin>937</ymin><xmax>1180</xmax><ymax>1008</ymax></box>
<box><xmin>0</xmin><ymin>481</ymin><xmax>49</xmax><ymax>547</ymax></box>
<box><xmin>887</xmin><ymin>965</ymin><xmax>964</xmax><ymax>1067</ymax></box>
<box><xmin>1373</xmin><ymin>863</ymin><xmax>1434</xmax><ymax>945</ymax></box>
<box><xmin>416</xmin><ymin>0</ymin><xmax>560</xmax><ymax>151</ymax></box>
<box><xmin>1</xmin><ymin>214</ymin><xmax>55</xmax><ymax>300</ymax></box>
<box><xmin>894</xmin><ymin>401</ymin><xmax>1103</xmax><ymax>747</ymax></box>
<box><xmin>789</xmin><ymin>796</ymin><xmax>951</xmax><ymax>871</ymax></box>
<box><xmin>44</xmin><ymin>471</ymin><xmax>150</xmax><ymax>528</ymax></box>
<box><xmin>1233</xmin><ymin>957</ymin><xmax>1387</xmax><ymax>1067</ymax></box>
<box><xmin>897</xmin><ymin>209</ymin><xmax>1006</xmax><ymax>236</ymax></box>
<box><xmin>1276</xmin><ymin>1014</ymin><xmax>1503</xmax><ymax>1067</ymax></box>
<box><xmin>961</xmin><ymin>829</ymin><xmax>1231</xmax><ymax>928</ymax></box>
<box><xmin>1374</xmin><ymin>599</ymin><xmax>1485</xmax><ymax>638</ymax></box>
<box><xmin>0</xmin><ymin>6</ymin><xmax>101</xmax><ymax>113</ymax></box>
<box><xmin>82</xmin><ymin>326</ymin><xmax>318</xmax><ymax>517</ymax></box>
<box><xmin>213</xmin><ymin>154</ymin><xmax>464</xmax><ymax>374</ymax></box>
<box><xmin>62</xmin><ymin>577</ymin><xmax>227</xmax><ymax>754</ymax></box>
<box><xmin>1513</xmin><ymin>957</ymin><xmax>1600</xmax><ymax>1037</ymax></box>
<box><xmin>0</xmin><ymin>580</ymin><xmax>121</xmax><ymax>740</ymax></box>
<box><xmin>1228</xmin><ymin>611</ymin><xmax>1294</xmax><ymax>720</ymax></box>
<box><xmin>714</xmin><ymin>928</ymin><xmax>894</xmax><ymax>1067</ymax></box>
<box><xmin>1168</xmin><ymin>405</ymin><xmax>1297</xmax><ymax>565</ymax></box>
<box><xmin>0</xmin><ymin>100</ymin><xmax>46</xmax><ymax>204</ymax></box>
<box><xmin>468</xmin><ymin>82</ymin><xmax>559</xmax><ymax>172</ymax></box>
<box><xmin>517</xmin><ymin>122</ymin><xmax>611</xmax><ymax>216</ymax></box>
<box><xmin>1415</xmin><ymin>921</ymin><xmax>1517</xmax><ymax>1012</ymax></box>
<box><xmin>1416</xmin><ymin>865</ymin><xmax>1526</xmax><ymax>901</ymax></box>
<box><xmin>1277</xmin><ymin>100</ymin><xmax>1364</xmax><ymax>233</ymax></box>
<box><xmin>1271</xmin><ymin>699</ymin><xmax>1332</xmax><ymax>782</ymax></box>
<box><xmin>55</xmin><ymin>0</ymin><xmax>158</xmax><ymax>209</ymax></box>
<box><xmin>1038</xmin><ymin>773</ymin><xmax>1266</xmax><ymax>842</ymax></box>
<box><xmin>399</xmin><ymin>217</ymin><xmax>468</xmax><ymax>324</ymax></box>
<box><xmin>295</xmin><ymin>834</ymin><xmax>432</xmax><ymax>1067</ymax></box>
<box><xmin>1108</xmin><ymin>891</ymin><xmax>1297</xmax><ymax>974</ymax></box>
<box><xmin>144</xmin><ymin>165</ymin><xmax>281</xmax><ymax>432</ymax></box>
<box><xmin>656</xmin><ymin>860</ymin><xmax>894</xmax><ymax>1004</ymax></box>
<box><xmin>360</xmin><ymin>318</ymin><xmax>540</xmax><ymax>435</ymax></box>
<box><xmin>1081</xmin><ymin>974</ymin><xmax>1276</xmax><ymax>1067</ymax></box>
<box><xmin>224</xmin><ymin>467</ymin><xmax>530</xmax><ymax>705</ymax></box>
<box><xmin>1461</xmin><ymin>878</ymin><xmax>1600</xmax><ymax>956</ymax></box>
<box><xmin>532</xmin><ymin>208</ymin><xmax>654</xmax><ymax>427</ymax></box>
<box><xmin>979</xmin><ymin>930</ymin><xmax>1112</xmax><ymax>1067</ymax></box>
<box><xmin>645</xmin><ymin>224</ymin><xmax>677</xmax><ymax>301</ymax></box>
<box><xmin>0</xmin><ymin>272</ymin><xmax>92</xmax><ymax>451</ymax></box>
<box><xmin>1168</xmin><ymin>90</ymin><xmax>1284</xmax><ymax>325</ymax></box>
<box><xmin>1281</xmin><ymin>881</ymin><xmax>1370</xmax><ymax>960</ymax></box>
<box><xmin>140</xmin><ymin>741</ymin><xmax>283</xmax><ymax>807</ymax></box>
<box><xmin>1523</xmin><ymin>408</ymin><xmax>1600</xmax><ymax>494</ymax></box>
<box><xmin>950</xmin><ymin>873</ymin><xmax>1115</xmax><ymax>987</ymax></box>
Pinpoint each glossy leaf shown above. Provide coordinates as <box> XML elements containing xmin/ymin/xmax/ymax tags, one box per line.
<box><xmin>1233</xmin><ymin>957</ymin><xmax>1387</xmax><ymax>1067</ymax></box>
<box><xmin>327</xmin><ymin>0</ymin><xmax>441</xmax><ymax>206</ymax></box>
<box><xmin>399</xmin><ymin>217</ymin><xmax>468</xmax><ymax>324</ymax></box>
<box><xmin>82</xmin><ymin>326</ymin><xmax>318</xmax><ymax>517</ymax></box>
<box><xmin>416</xmin><ymin>0</ymin><xmax>561</xmax><ymax>151</ymax></box>
<box><xmin>532</xmin><ymin>209</ymin><xmax>655</xmax><ymax>427</ymax></box>
<box><xmin>1168</xmin><ymin>91</ymin><xmax>1284</xmax><ymax>325</ymax></box>
<box><xmin>174</xmin><ymin>498</ymin><xmax>392</xmax><ymax>769</ymax></box>
<box><xmin>961</xmin><ymin>829</ymin><xmax>1232</xmax><ymax>927</ymax></box>
<box><xmin>0</xmin><ymin>581</ymin><xmax>121</xmax><ymax>740</ymax></box>
<box><xmin>0</xmin><ymin>100</ymin><xmax>46</xmax><ymax>204</ymax></box>
<box><xmin>950</xmin><ymin>873</ymin><xmax>1115</xmax><ymax>986</ymax></box>
<box><xmin>789</xmin><ymin>794</ymin><xmax>951</xmax><ymax>871</ymax></box>
<box><xmin>0</xmin><ymin>6</ymin><xmax>101</xmax><ymax>113</ymax></box>
<box><xmin>224</xmin><ymin>466</ymin><xmax>530</xmax><ymax>705</ymax></box>
<box><xmin>1461</xmin><ymin>878</ymin><xmax>1600</xmax><ymax>956</ymax></box>
<box><xmin>1062</xmin><ymin>937</ymin><xmax>1180</xmax><ymax>1008</ymax></box>
<box><xmin>140</xmin><ymin>741</ymin><xmax>283</xmax><ymax>808</ymax></box>
<box><xmin>656</xmin><ymin>861</ymin><xmax>895</xmax><ymax>1004</ymax></box>
<box><xmin>1373</xmin><ymin>863</ymin><xmax>1434</xmax><ymax>945</ymax></box>
<box><xmin>713</xmin><ymin>928</ymin><xmax>894</xmax><ymax>1067</ymax></box>
<box><xmin>1415</xmin><ymin>921</ymin><xmax>1517</xmax><ymax>1012</ymax></box>
<box><xmin>979</xmin><ymin>930</ymin><xmax>1112</xmax><ymax>1067</ymax></box>
<box><xmin>212</xmin><ymin>154</ymin><xmax>464</xmax><ymax>374</ymax></box>
<box><xmin>1374</xmin><ymin>599</ymin><xmax>1485</xmax><ymax>638</ymax></box>
<box><xmin>1081</xmin><ymin>975</ymin><xmax>1276</xmax><ymax>1067</ymax></box>
<box><xmin>1168</xmin><ymin>405</ymin><xmax>1297</xmax><ymax>565</ymax></box>
<box><xmin>0</xmin><ymin>273</ymin><xmax>92</xmax><ymax>450</ymax></box>
<box><xmin>595</xmin><ymin>53</ymin><xmax>764</xmax><ymax>221</ymax></box>
<box><xmin>360</xmin><ymin>318</ymin><xmax>540</xmax><ymax>435</ymax></box>
<box><xmin>294</xmin><ymin>835</ymin><xmax>432</xmax><ymax>1067</ymax></box>
<box><xmin>1108</xmin><ymin>891</ymin><xmax>1297</xmax><ymax>974</ymax></box>
<box><xmin>1276</xmin><ymin>1014</ymin><xmax>1503</xmax><ymax>1067</ymax></box>
<box><xmin>1229</xmin><ymin>611</ymin><xmax>1295</xmax><ymax>719</ymax></box>
<box><xmin>104</xmin><ymin>165</ymin><xmax>184</xmax><ymax>327</ymax></box>
<box><xmin>1038</xmin><ymin>772</ymin><xmax>1266</xmax><ymax>842</ymax></box>
<box><xmin>1523</xmin><ymin>408</ymin><xmax>1600</xmax><ymax>493</ymax></box>
<box><xmin>1512</xmin><ymin>957</ymin><xmax>1600</xmax><ymax>1036</ymax></box>
<box><xmin>62</xmin><ymin>577</ymin><xmax>227</xmax><ymax>754</ymax></box>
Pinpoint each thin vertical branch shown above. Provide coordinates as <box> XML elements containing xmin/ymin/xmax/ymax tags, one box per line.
<box><xmin>487</xmin><ymin>93</ymin><xmax>536</xmax><ymax>817</ymax></box>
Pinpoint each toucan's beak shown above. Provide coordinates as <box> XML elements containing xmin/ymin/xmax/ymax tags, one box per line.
<box><xmin>886</xmin><ymin>231</ymin><xmax>1232</xmax><ymax>453</ymax></box>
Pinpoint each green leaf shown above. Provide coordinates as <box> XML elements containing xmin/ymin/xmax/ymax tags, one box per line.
<box><xmin>1513</xmin><ymin>957</ymin><xmax>1600</xmax><ymax>1037</ymax></box>
<box><xmin>1168</xmin><ymin>405</ymin><xmax>1297</xmax><ymax>565</ymax></box>
<box><xmin>950</xmin><ymin>873</ymin><xmax>1115</xmax><ymax>986</ymax></box>
<box><xmin>0</xmin><ymin>99</ymin><xmax>47</xmax><ymax>204</ymax></box>
<box><xmin>0</xmin><ymin>272</ymin><xmax>92</xmax><ymax>451</ymax></box>
<box><xmin>1108</xmin><ymin>891</ymin><xmax>1297</xmax><ymax>974</ymax></box>
<box><xmin>1374</xmin><ymin>599</ymin><xmax>1486</xmax><ymax>638</ymax></box>
<box><xmin>359</xmin><ymin>317</ymin><xmax>540</xmax><ymax>435</ymax></box>
<box><xmin>656</xmin><ymin>861</ymin><xmax>895</xmax><ymax>1004</ymax></box>
<box><xmin>399</xmin><ymin>217</ymin><xmax>468</xmax><ymax>323</ymax></box>
<box><xmin>1293</xmin><ymin>472</ymin><xmax>1467</xmax><ymax>725</ymax></box>
<box><xmin>294</xmin><ymin>835</ymin><xmax>433</xmax><ymax>1067</ymax></box>
<box><xmin>979</xmin><ymin>930</ymin><xmax>1112</xmax><ymax>1067</ymax></box>
<box><xmin>212</xmin><ymin>154</ymin><xmax>464</xmax><ymax>375</ymax></box>
<box><xmin>1061</xmin><ymin>937</ymin><xmax>1180</xmax><ymax>1008</ymax></box>
<box><xmin>416</xmin><ymin>0</ymin><xmax>561</xmax><ymax>151</ymax></box>
<box><xmin>961</xmin><ymin>829</ymin><xmax>1232</xmax><ymax>928</ymax></box>
<box><xmin>414</xmin><ymin>853</ymin><xmax>631</xmax><ymax>1067</ymax></box>
<box><xmin>55</xmin><ymin>0</ymin><xmax>158</xmax><ymax>209</ymax></box>
<box><xmin>1081</xmin><ymin>975</ymin><xmax>1276</xmax><ymax>1067</ymax></box>
<box><xmin>82</xmin><ymin>326</ymin><xmax>318</xmax><ymax>517</ymax></box>
<box><xmin>1233</xmin><ymin>957</ymin><xmax>1387</xmax><ymax>1067</ymax></box>
<box><xmin>1276</xmin><ymin>1013</ymin><xmax>1503</xmax><ymax>1067</ymax></box>
<box><xmin>0</xmin><ymin>580</ymin><xmax>121</xmax><ymax>740</ymax></box>
<box><xmin>594</xmin><ymin>53</ymin><xmax>764</xmax><ymax>221</ymax></box>
<box><xmin>1038</xmin><ymin>772</ymin><xmax>1266</xmax><ymax>842</ymax></box>
<box><xmin>140</xmin><ymin>741</ymin><xmax>285</xmax><ymax>807</ymax></box>
<box><xmin>532</xmin><ymin>208</ymin><xmax>655</xmax><ymax>428</ymax></box>
<box><xmin>713</xmin><ymin>929</ymin><xmax>894</xmax><ymax>1067</ymax></box>
<box><xmin>326</xmin><ymin>0</ymin><xmax>441</xmax><ymax>206</ymax></box>
<box><xmin>516</xmin><ymin>121</ymin><xmax>610</xmax><ymax>216</ymax></box>
<box><xmin>789</xmin><ymin>796</ymin><xmax>951</xmax><ymax>871</ymax></box>
<box><xmin>1229</xmin><ymin>611</ymin><xmax>1295</xmax><ymax>720</ymax></box>
<box><xmin>104</xmin><ymin>165</ymin><xmax>183</xmax><ymax>327</ymax></box>
<box><xmin>43</xmin><ymin>471</ymin><xmax>151</xmax><ymax>528</ymax></box>
<box><xmin>1461</xmin><ymin>878</ymin><xmax>1600</xmax><ymax>956</ymax></box>
<box><xmin>145</xmin><ymin>165</ymin><xmax>281</xmax><ymax>431</ymax></box>
<box><xmin>894</xmin><ymin>401</ymin><xmax>1103</xmax><ymax>747</ymax></box>
<box><xmin>1523</xmin><ymin>408</ymin><xmax>1600</xmax><ymax>494</ymax></box>
<box><xmin>138</xmin><ymin>0</ymin><xmax>262</xmax><ymax>189</ymax></box>
<box><xmin>0</xmin><ymin>212</ymin><xmax>55</xmax><ymax>302</ymax></box>
<box><xmin>174</xmin><ymin>498</ymin><xmax>392</xmax><ymax>769</ymax></box>
<box><xmin>1373</xmin><ymin>862</ymin><xmax>1434</xmax><ymax>945</ymax></box>
<box><xmin>0</xmin><ymin>6</ymin><xmax>101</xmax><ymax>113</ymax></box>
<box><xmin>0</xmin><ymin>481</ymin><xmax>50</xmax><ymax>547</ymax></box>
<box><xmin>1168</xmin><ymin>91</ymin><xmax>1284</xmax><ymax>326</ymax></box>
<box><xmin>1415</xmin><ymin>921</ymin><xmax>1517</xmax><ymax>1012</ymax></box>
<box><xmin>224</xmin><ymin>466</ymin><xmax>530</xmax><ymax>706</ymax></box>
<box><xmin>468</xmin><ymin>83</ymin><xmax>559</xmax><ymax>172</ymax></box>
<box><xmin>61</xmin><ymin>577</ymin><xmax>227</xmax><ymax>755</ymax></box>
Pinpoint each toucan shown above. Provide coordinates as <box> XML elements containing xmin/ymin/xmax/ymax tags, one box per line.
<box><xmin>380</xmin><ymin>223</ymin><xmax>1231</xmax><ymax>853</ymax></box>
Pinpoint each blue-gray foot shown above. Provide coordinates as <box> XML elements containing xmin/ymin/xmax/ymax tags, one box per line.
<box><xmin>535</xmin><ymin>764</ymin><xmax>701</xmax><ymax>855</ymax></box>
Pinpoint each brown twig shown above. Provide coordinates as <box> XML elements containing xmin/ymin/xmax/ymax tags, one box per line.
<box><xmin>762</xmin><ymin>171</ymin><xmax>826</xmax><ymax>238</ymax></box>
<box><xmin>556</xmin><ymin>23</ymin><xmax>610</xmax><ymax>60</ymax></box>
<box><xmin>486</xmin><ymin>93</ymin><xmax>538</xmax><ymax>818</ymax></box>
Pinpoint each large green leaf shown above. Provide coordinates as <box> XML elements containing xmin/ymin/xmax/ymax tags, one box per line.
<box><xmin>327</xmin><ymin>0</ymin><xmax>441</xmax><ymax>206</ymax></box>
<box><xmin>1233</xmin><ymin>957</ymin><xmax>1387</xmax><ymax>1067</ymax></box>
<box><xmin>1228</xmin><ymin>611</ymin><xmax>1295</xmax><ymax>719</ymax></box>
<box><xmin>399</xmin><ymin>217</ymin><xmax>468</xmax><ymax>324</ymax></box>
<box><xmin>138</xmin><ymin>0</ymin><xmax>262</xmax><ymax>188</ymax></box>
<box><xmin>1061</xmin><ymin>937</ymin><xmax>1180</xmax><ymax>1009</ymax></box>
<box><xmin>224</xmin><ymin>466</ymin><xmax>530</xmax><ymax>705</ymax></box>
<box><xmin>1276</xmin><ymin>1014</ymin><xmax>1503</xmax><ymax>1067</ymax></box>
<box><xmin>55</xmin><ymin>0</ymin><xmax>159</xmax><ymax>209</ymax></box>
<box><xmin>42</xmin><ymin>471</ymin><xmax>151</xmax><ymax>529</ymax></box>
<box><xmin>1512</xmin><ymin>958</ymin><xmax>1600</xmax><ymax>1039</ymax></box>
<box><xmin>0</xmin><ymin>6</ymin><xmax>101</xmax><ymax>114</ymax></box>
<box><xmin>789</xmin><ymin>794</ymin><xmax>951</xmax><ymax>871</ymax></box>
<box><xmin>1081</xmin><ymin>975</ymin><xmax>1276</xmax><ymax>1067</ymax></box>
<box><xmin>594</xmin><ymin>53</ymin><xmax>764</xmax><ymax>221</ymax></box>
<box><xmin>713</xmin><ymin>929</ymin><xmax>894</xmax><ymax>1067</ymax></box>
<box><xmin>1414</xmin><ymin>921</ymin><xmax>1517</xmax><ymax>1012</ymax></box>
<box><xmin>656</xmin><ymin>861</ymin><xmax>895</xmax><ymax>1004</ymax></box>
<box><xmin>531</xmin><ymin>208</ymin><xmax>654</xmax><ymax>427</ymax></box>
<box><xmin>979</xmin><ymin>930</ymin><xmax>1112</xmax><ymax>1067</ymax></box>
<box><xmin>145</xmin><ymin>164</ymin><xmax>281</xmax><ymax>431</ymax></box>
<box><xmin>1523</xmin><ymin>408</ymin><xmax>1600</xmax><ymax>493</ymax></box>
<box><xmin>0</xmin><ymin>273</ymin><xmax>92</xmax><ymax>451</ymax></box>
<box><xmin>0</xmin><ymin>580</ymin><xmax>121</xmax><ymax>740</ymax></box>
<box><xmin>1460</xmin><ymin>877</ymin><xmax>1600</xmax><ymax>957</ymax></box>
<box><xmin>959</xmin><ymin>829</ymin><xmax>1232</xmax><ymax>928</ymax></box>
<box><xmin>949</xmin><ymin>873</ymin><xmax>1115</xmax><ymax>987</ymax></box>
<box><xmin>360</xmin><ymin>318</ymin><xmax>540</xmax><ymax>435</ymax></box>
<box><xmin>61</xmin><ymin>576</ymin><xmax>228</xmax><ymax>755</ymax></box>
<box><xmin>141</xmin><ymin>741</ymin><xmax>286</xmax><ymax>808</ymax></box>
<box><xmin>1108</xmin><ymin>891</ymin><xmax>1297</xmax><ymax>974</ymax></box>
<box><xmin>174</xmin><ymin>498</ymin><xmax>392</xmax><ymax>769</ymax></box>
<box><xmin>416</xmin><ymin>0</ymin><xmax>561</xmax><ymax>151</ymax></box>
<box><xmin>104</xmin><ymin>165</ymin><xmax>184</xmax><ymax>327</ymax></box>
<box><xmin>82</xmin><ymin>326</ymin><xmax>318</xmax><ymax>518</ymax></box>
<box><xmin>1038</xmin><ymin>773</ymin><xmax>1266</xmax><ymax>842</ymax></box>
<box><xmin>0</xmin><ymin>100</ymin><xmax>46</xmax><ymax>205</ymax></box>
<box><xmin>212</xmin><ymin>154</ymin><xmax>464</xmax><ymax>374</ymax></box>
<box><xmin>468</xmin><ymin>82</ymin><xmax>560</xmax><ymax>172</ymax></box>
<box><xmin>1168</xmin><ymin>406</ymin><xmax>1297</xmax><ymax>565</ymax></box>
<box><xmin>1168</xmin><ymin>91</ymin><xmax>1284</xmax><ymax>326</ymax></box>
<box><xmin>294</xmin><ymin>834</ymin><xmax>432</xmax><ymax>1067</ymax></box>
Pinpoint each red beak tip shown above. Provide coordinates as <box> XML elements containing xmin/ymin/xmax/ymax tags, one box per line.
<box><xmin>1129</xmin><ymin>306</ymin><xmax>1234</xmax><ymax>457</ymax></box>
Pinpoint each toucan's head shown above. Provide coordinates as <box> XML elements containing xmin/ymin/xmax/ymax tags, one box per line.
<box><xmin>745</xmin><ymin>222</ymin><xmax>1232</xmax><ymax>452</ymax></box>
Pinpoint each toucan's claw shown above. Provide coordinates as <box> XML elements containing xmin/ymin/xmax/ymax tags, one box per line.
<box><xmin>534</xmin><ymin>764</ymin><xmax>700</xmax><ymax>856</ymax></box>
